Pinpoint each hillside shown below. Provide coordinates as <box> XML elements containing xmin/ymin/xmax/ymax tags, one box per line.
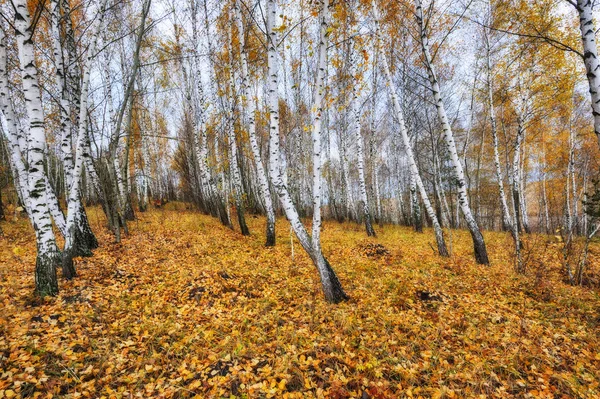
<box><xmin>1</xmin><ymin>207</ymin><xmax>599</xmax><ymax>398</ymax></box>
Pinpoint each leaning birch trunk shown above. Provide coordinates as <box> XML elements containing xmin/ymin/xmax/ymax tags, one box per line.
<box><xmin>233</xmin><ymin>0</ymin><xmax>276</xmax><ymax>245</ymax></box>
<box><xmin>62</xmin><ymin>0</ymin><xmax>108</xmax><ymax>279</ymax></box>
<box><xmin>14</xmin><ymin>0</ymin><xmax>60</xmax><ymax>295</ymax></box>
<box><xmin>414</xmin><ymin>0</ymin><xmax>488</xmax><ymax>264</ymax></box>
<box><xmin>0</xmin><ymin>28</ymin><xmax>31</xmax><ymax>217</ymax></box>
<box><xmin>372</xmin><ymin>4</ymin><xmax>448</xmax><ymax>257</ymax></box>
<box><xmin>350</xmin><ymin>40</ymin><xmax>376</xmax><ymax>236</ymax></box>
<box><xmin>267</xmin><ymin>0</ymin><xmax>348</xmax><ymax>303</ymax></box>
<box><xmin>51</xmin><ymin>0</ymin><xmax>97</xmax><ymax>255</ymax></box>
<box><xmin>574</xmin><ymin>0</ymin><xmax>600</xmax><ymax>149</ymax></box>
<box><xmin>227</xmin><ymin>12</ymin><xmax>250</xmax><ymax>236</ymax></box>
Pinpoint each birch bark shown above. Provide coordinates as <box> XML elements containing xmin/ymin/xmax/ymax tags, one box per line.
<box><xmin>350</xmin><ymin>39</ymin><xmax>376</xmax><ymax>236</ymax></box>
<box><xmin>483</xmin><ymin>15</ymin><xmax>521</xmax><ymax>269</ymax></box>
<box><xmin>13</xmin><ymin>0</ymin><xmax>60</xmax><ymax>295</ymax></box>
<box><xmin>267</xmin><ymin>0</ymin><xmax>347</xmax><ymax>303</ymax></box>
<box><xmin>574</xmin><ymin>0</ymin><xmax>600</xmax><ymax>149</ymax></box>
<box><xmin>233</xmin><ymin>0</ymin><xmax>276</xmax><ymax>245</ymax></box>
<box><xmin>414</xmin><ymin>0</ymin><xmax>488</xmax><ymax>264</ymax></box>
<box><xmin>373</xmin><ymin>4</ymin><xmax>448</xmax><ymax>257</ymax></box>
<box><xmin>62</xmin><ymin>0</ymin><xmax>108</xmax><ymax>278</ymax></box>
<box><xmin>227</xmin><ymin>10</ymin><xmax>250</xmax><ymax>236</ymax></box>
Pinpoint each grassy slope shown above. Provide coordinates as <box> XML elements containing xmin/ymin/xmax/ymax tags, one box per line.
<box><xmin>0</xmin><ymin>205</ymin><xmax>599</xmax><ymax>398</ymax></box>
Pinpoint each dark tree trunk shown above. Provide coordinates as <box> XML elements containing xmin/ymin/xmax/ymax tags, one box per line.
<box><xmin>266</xmin><ymin>221</ymin><xmax>276</xmax><ymax>247</ymax></box>
<box><xmin>235</xmin><ymin>202</ymin><xmax>250</xmax><ymax>236</ymax></box>
<box><xmin>36</xmin><ymin>248</ymin><xmax>60</xmax><ymax>296</ymax></box>
<box><xmin>364</xmin><ymin>206</ymin><xmax>376</xmax><ymax>237</ymax></box>
<box><xmin>73</xmin><ymin>200</ymin><xmax>98</xmax><ymax>257</ymax></box>
<box><xmin>315</xmin><ymin>253</ymin><xmax>349</xmax><ymax>304</ymax></box>
<box><xmin>0</xmin><ymin>186</ymin><xmax>5</xmax><ymax>221</ymax></box>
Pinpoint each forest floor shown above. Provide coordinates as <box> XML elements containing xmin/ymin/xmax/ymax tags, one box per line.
<box><xmin>1</xmin><ymin>205</ymin><xmax>600</xmax><ymax>399</ymax></box>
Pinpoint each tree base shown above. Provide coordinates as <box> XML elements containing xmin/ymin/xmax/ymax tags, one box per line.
<box><xmin>35</xmin><ymin>250</ymin><xmax>60</xmax><ymax>297</ymax></box>
<box><xmin>316</xmin><ymin>255</ymin><xmax>349</xmax><ymax>304</ymax></box>
<box><xmin>265</xmin><ymin>222</ymin><xmax>276</xmax><ymax>247</ymax></box>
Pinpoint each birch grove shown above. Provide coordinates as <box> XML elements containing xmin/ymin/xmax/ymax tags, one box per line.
<box><xmin>0</xmin><ymin>0</ymin><xmax>599</xmax><ymax>300</ymax></box>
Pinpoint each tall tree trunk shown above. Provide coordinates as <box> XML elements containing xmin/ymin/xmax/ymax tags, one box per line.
<box><xmin>233</xmin><ymin>0</ymin><xmax>275</xmax><ymax>245</ymax></box>
<box><xmin>351</xmin><ymin>41</ymin><xmax>376</xmax><ymax>236</ymax></box>
<box><xmin>414</xmin><ymin>0</ymin><xmax>488</xmax><ymax>264</ymax></box>
<box><xmin>190</xmin><ymin>0</ymin><xmax>229</xmax><ymax>226</ymax></box>
<box><xmin>484</xmin><ymin>17</ymin><xmax>521</xmax><ymax>270</ymax></box>
<box><xmin>51</xmin><ymin>0</ymin><xmax>97</xmax><ymax>255</ymax></box>
<box><xmin>62</xmin><ymin>0</ymin><xmax>108</xmax><ymax>279</ymax></box>
<box><xmin>227</xmin><ymin>12</ymin><xmax>250</xmax><ymax>236</ymax></box>
<box><xmin>267</xmin><ymin>0</ymin><xmax>347</xmax><ymax>303</ymax></box>
<box><xmin>13</xmin><ymin>0</ymin><xmax>60</xmax><ymax>295</ymax></box>
<box><xmin>373</xmin><ymin>4</ymin><xmax>448</xmax><ymax>257</ymax></box>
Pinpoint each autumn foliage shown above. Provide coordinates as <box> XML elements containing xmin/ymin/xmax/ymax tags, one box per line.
<box><xmin>1</xmin><ymin>206</ymin><xmax>599</xmax><ymax>398</ymax></box>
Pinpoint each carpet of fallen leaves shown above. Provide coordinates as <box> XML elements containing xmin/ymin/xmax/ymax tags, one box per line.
<box><xmin>1</xmin><ymin>204</ymin><xmax>600</xmax><ymax>399</ymax></box>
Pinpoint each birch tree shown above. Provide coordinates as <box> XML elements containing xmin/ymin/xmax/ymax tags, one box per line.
<box><xmin>51</xmin><ymin>0</ymin><xmax>98</xmax><ymax>257</ymax></box>
<box><xmin>372</xmin><ymin>3</ymin><xmax>449</xmax><ymax>257</ymax></box>
<box><xmin>233</xmin><ymin>0</ymin><xmax>276</xmax><ymax>245</ymax></box>
<box><xmin>267</xmin><ymin>0</ymin><xmax>348</xmax><ymax>303</ymax></box>
<box><xmin>482</xmin><ymin>9</ymin><xmax>521</xmax><ymax>270</ymax></box>
<box><xmin>350</xmin><ymin>38</ymin><xmax>376</xmax><ymax>236</ymax></box>
<box><xmin>414</xmin><ymin>0</ymin><xmax>489</xmax><ymax>265</ymax></box>
<box><xmin>227</xmin><ymin>7</ymin><xmax>250</xmax><ymax>236</ymax></box>
<box><xmin>62</xmin><ymin>0</ymin><xmax>108</xmax><ymax>278</ymax></box>
<box><xmin>13</xmin><ymin>0</ymin><xmax>60</xmax><ymax>295</ymax></box>
<box><xmin>569</xmin><ymin>0</ymin><xmax>600</xmax><ymax>149</ymax></box>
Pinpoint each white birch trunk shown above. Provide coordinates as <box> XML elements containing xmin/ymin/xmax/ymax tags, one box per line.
<box><xmin>483</xmin><ymin>18</ymin><xmax>522</xmax><ymax>269</ymax></box>
<box><xmin>62</xmin><ymin>0</ymin><xmax>108</xmax><ymax>278</ymax></box>
<box><xmin>227</xmin><ymin>11</ymin><xmax>249</xmax><ymax>235</ymax></box>
<box><xmin>340</xmin><ymin>133</ymin><xmax>354</xmax><ymax>220</ymax></box>
<box><xmin>575</xmin><ymin>0</ymin><xmax>600</xmax><ymax>149</ymax></box>
<box><xmin>414</xmin><ymin>0</ymin><xmax>488</xmax><ymax>264</ymax></box>
<box><xmin>484</xmin><ymin>26</ymin><xmax>513</xmax><ymax>232</ymax></box>
<box><xmin>351</xmin><ymin>40</ymin><xmax>376</xmax><ymax>236</ymax></box>
<box><xmin>14</xmin><ymin>0</ymin><xmax>60</xmax><ymax>295</ymax></box>
<box><xmin>0</xmin><ymin>29</ymin><xmax>31</xmax><ymax>216</ymax></box>
<box><xmin>373</xmin><ymin>3</ymin><xmax>448</xmax><ymax>256</ymax></box>
<box><xmin>310</xmin><ymin>0</ymin><xmax>331</xmax><ymax>252</ymax></box>
<box><xmin>50</xmin><ymin>0</ymin><xmax>74</xmax><ymax>190</ymax></box>
<box><xmin>233</xmin><ymin>0</ymin><xmax>276</xmax><ymax>245</ymax></box>
<box><xmin>267</xmin><ymin>0</ymin><xmax>347</xmax><ymax>303</ymax></box>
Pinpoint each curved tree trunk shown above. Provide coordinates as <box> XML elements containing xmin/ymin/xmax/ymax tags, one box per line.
<box><xmin>267</xmin><ymin>0</ymin><xmax>347</xmax><ymax>303</ymax></box>
<box><xmin>575</xmin><ymin>0</ymin><xmax>600</xmax><ymax>150</ymax></box>
<box><xmin>414</xmin><ymin>0</ymin><xmax>488</xmax><ymax>264</ymax></box>
<box><xmin>373</xmin><ymin>4</ymin><xmax>448</xmax><ymax>257</ymax></box>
